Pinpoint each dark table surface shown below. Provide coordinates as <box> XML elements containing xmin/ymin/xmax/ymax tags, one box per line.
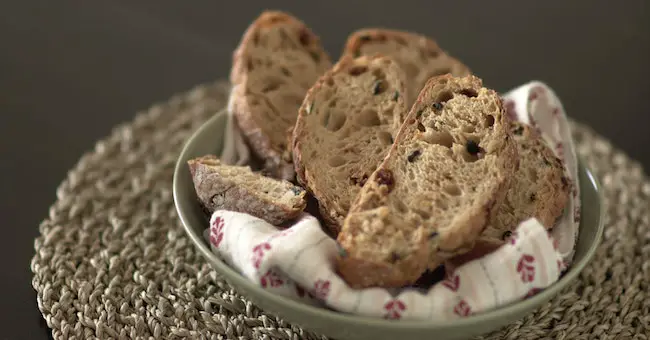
<box><xmin>1</xmin><ymin>1</ymin><xmax>648</xmax><ymax>338</ymax></box>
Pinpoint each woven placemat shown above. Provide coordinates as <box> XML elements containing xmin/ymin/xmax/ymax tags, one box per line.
<box><xmin>31</xmin><ymin>80</ymin><xmax>650</xmax><ymax>340</ymax></box>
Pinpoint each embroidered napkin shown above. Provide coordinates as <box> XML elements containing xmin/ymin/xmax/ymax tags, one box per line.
<box><xmin>207</xmin><ymin>81</ymin><xmax>580</xmax><ymax>320</ymax></box>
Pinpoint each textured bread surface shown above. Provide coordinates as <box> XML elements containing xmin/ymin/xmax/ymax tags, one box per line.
<box><xmin>292</xmin><ymin>55</ymin><xmax>408</xmax><ymax>233</ymax></box>
<box><xmin>188</xmin><ymin>155</ymin><xmax>307</xmax><ymax>225</ymax></box>
<box><xmin>342</xmin><ymin>28</ymin><xmax>470</xmax><ymax>107</ymax></box>
<box><xmin>229</xmin><ymin>11</ymin><xmax>332</xmax><ymax>180</ymax></box>
<box><xmin>336</xmin><ymin>74</ymin><xmax>517</xmax><ymax>288</ymax></box>
<box><xmin>480</xmin><ymin>121</ymin><xmax>571</xmax><ymax>244</ymax></box>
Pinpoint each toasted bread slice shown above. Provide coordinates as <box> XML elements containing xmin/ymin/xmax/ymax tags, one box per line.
<box><xmin>229</xmin><ymin>11</ymin><xmax>332</xmax><ymax>180</ymax></box>
<box><xmin>292</xmin><ymin>55</ymin><xmax>408</xmax><ymax>234</ymax></box>
<box><xmin>342</xmin><ymin>28</ymin><xmax>470</xmax><ymax>107</ymax></box>
<box><xmin>188</xmin><ymin>155</ymin><xmax>307</xmax><ymax>225</ymax></box>
<box><xmin>336</xmin><ymin>75</ymin><xmax>517</xmax><ymax>288</ymax></box>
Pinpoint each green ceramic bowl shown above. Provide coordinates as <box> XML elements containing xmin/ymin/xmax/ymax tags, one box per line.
<box><xmin>173</xmin><ymin>110</ymin><xmax>604</xmax><ymax>340</ymax></box>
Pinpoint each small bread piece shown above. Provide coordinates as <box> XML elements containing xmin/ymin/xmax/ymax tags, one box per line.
<box><xmin>292</xmin><ymin>55</ymin><xmax>408</xmax><ymax>234</ymax></box>
<box><xmin>230</xmin><ymin>11</ymin><xmax>332</xmax><ymax>180</ymax></box>
<box><xmin>188</xmin><ymin>155</ymin><xmax>307</xmax><ymax>225</ymax></box>
<box><xmin>479</xmin><ymin>121</ymin><xmax>571</xmax><ymax>244</ymax></box>
<box><xmin>342</xmin><ymin>29</ymin><xmax>470</xmax><ymax>107</ymax></box>
<box><xmin>337</xmin><ymin>75</ymin><xmax>517</xmax><ymax>288</ymax></box>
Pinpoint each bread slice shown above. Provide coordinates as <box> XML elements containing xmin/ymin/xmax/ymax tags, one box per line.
<box><xmin>444</xmin><ymin>122</ymin><xmax>570</xmax><ymax>273</ymax></box>
<box><xmin>229</xmin><ymin>11</ymin><xmax>332</xmax><ymax>180</ymax></box>
<box><xmin>292</xmin><ymin>55</ymin><xmax>409</xmax><ymax>234</ymax></box>
<box><xmin>188</xmin><ymin>155</ymin><xmax>307</xmax><ymax>225</ymax></box>
<box><xmin>336</xmin><ymin>74</ymin><xmax>518</xmax><ymax>288</ymax></box>
<box><xmin>342</xmin><ymin>29</ymin><xmax>470</xmax><ymax>107</ymax></box>
<box><xmin>479</xmin><ymin>121</ymin><xmax>571</xmax><ymax>244</ymax></box>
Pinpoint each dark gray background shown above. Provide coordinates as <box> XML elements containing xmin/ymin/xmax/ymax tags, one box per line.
<box><xmin>1</xmin><ymin>1</ymin><xmax>648</xmax><ymax>338</ymax></box>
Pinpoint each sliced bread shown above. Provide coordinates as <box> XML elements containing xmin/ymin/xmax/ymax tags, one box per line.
<box><xmin>336</xmin><ymin>74</ymin><xmax>518</xmax><ymax>288</ymax></box>
<box><xmin>342</xmin><ymin>29</ymin><xmax>470</xmax><ymax>107</ymax></box>
<box><xmin>445</xmin><ymin>127</ymin><xmax>570</xmax><ymax>270</ymax></box>
<box><xmin>292</xmin><ymin>55</ymin><xmax>409</xmax><ymax>234</ymax></box>
<box><xmin>478</xmin><ymin>121</ymin><xmax>571</xmax><ymax>244</ymax></box>
<box><xmin>229</xmin><ymin>10</ymin><xmax>332</xmax><ymax>180</ymax></box>
<box><xmin>188</xmin><ymin>155</ymin><xmax>307</xmax><ymax>225</ymax></box>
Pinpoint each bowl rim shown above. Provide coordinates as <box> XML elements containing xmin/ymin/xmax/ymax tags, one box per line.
<box><xmin>173</xmin><ymin>110</ymin><xmax>605</xmax><ymax>329</ymax></box>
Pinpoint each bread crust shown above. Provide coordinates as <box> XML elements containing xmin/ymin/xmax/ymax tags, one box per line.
<box><xmin>229</xmin><ymin>11</ymin><xmax>331</xmax><ymax>181</ymax></box>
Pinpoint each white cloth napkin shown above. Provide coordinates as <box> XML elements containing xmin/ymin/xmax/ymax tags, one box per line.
<box><xmin>207</xmin><ymin>81</ymin><xmax>580</xmax><ymax>320</ymax></box>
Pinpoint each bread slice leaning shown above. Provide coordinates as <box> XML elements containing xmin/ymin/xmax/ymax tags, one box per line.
<box><xmin>342</xmin><ymin>29</ymin><xmax>470</xmax><ymax>107</ymax></box>
<box><xmin>188</xmin><ymin>155</ymin><xmax>307</xmax><ymax>226</ymax></box>
<box><xmin>229</xmin><ymin>10</ymin><xmax>332</xmax><ymax>180</ymax></box>
<box><xmin>336</xmin><ymin>75</ymin><xmax>518</xmax><ymax>288</ymax></box>
<box><xmin>480</xmin><ymin>120</ymin><xmax>571</xmax><ymax>244</ymax></box>
<box><xmin>292</xmin><ymin>55</ymin><xmax>408</xmax><ymax>234</ymax></box>
<box><xmin>444</xmin><ymin>121</ymin><xmax>571</xmax><ymax>272</ymax></box>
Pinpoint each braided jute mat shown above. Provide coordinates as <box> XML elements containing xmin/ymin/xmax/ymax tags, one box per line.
<box><xmin>31</xmin><ymin>80</ymin><xmax>650</xmax><ymax>340</ymax></box>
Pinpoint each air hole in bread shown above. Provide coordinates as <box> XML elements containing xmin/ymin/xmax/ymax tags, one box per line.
<box><xmin>328</xmin><ymin>155</ymin><xmax>347</xmax><ymax>167</ymax></box>
<box><xmin>322</xmin><ymin>110</ymin><xmax>346</xmax><ymax>131</ymax></box>
<box><xmin>349</xmin><ymin>66</ymin><xmax>368</xmax><ymax>76</ymax></box>
<box><xmin>326</xmin><ymin>77</ymin><xmax>335</xmax><ymax>86</ymax></box>
<box><xmin>262</xmin><ymin>80</ymin><xmax>283</xmax><ymax>93</ymax></box>
<box><xmin>395</xmin><ymin>199</ymin><xmax>408</xmax><ymax>214</ymax></box>
<box><xmin>443</xmin><ymin>183</ymin><xmax>461</xmax><ymax>196</ymax></box>
<box><xmin>417</xmin><ymin>122</ymin><xmax>426</xmax><ymax>132</ymax></box>
<box><xmin>247</xmin><ymin>59</ymin><xmax>254</xmax><ymax>71</ymax></box>
<box><xmin>377</xmin><ymin>131</ymin><xmax>393</xmax><ymax>145</ymax></box>
<box><xmin>414</xmin><ymin>208</ymin><xmax>431</xmax><ymax>220</ymax></box>
<box><xmin>459</xmin><ymin>89</ymin><xmax>478</xmax><ymax>98</ymax></box>
<box><xmin>466</xmin><ymin>140</ymin><xmax>481</xmax><ymax>155</ymax></box>
<box><xmin>252</xmin><ymin>32</ymin><xmax>260</xmax><ymax>45</ymax></box>
<box><xmin>436</xmin><ymin>91</ymin><xmax>454</xmax><ymax>103</ymax></box>
<box><xmin>423</xmin><ymin>130</ymin><xmax>453</xmax><ymax>148</ymax></box>
<box><xmin>484</xmin><ymin>115</ymin><xmax>495</xmax><ymax>128</ymax></box>
<box><xmin>372</xmin><ymin>68</ymin><xmax>386</xmax><ymax>80</ymax></box>
<box><xmin>328</xmin><ymin>99</ymin><xmax>338</xmax><ymax>108</ymax></box>
<box><xmin>462</xmin><ymin>125</ymin><xmax>475</xmax><ymax>133</ymax></box>
<box><xmin>407</xmin><ymin>149</ymin><xmax>422</xmax><ymax>162</ymax></box>
<box><xmin>408</xmin><ymin>170</ymin><xmax>415</xmax><ymax>181</ymax></box>
<box><xmin>357</xmin><ymin>109</ymin><xmax>381</xmax><ymax>127</ymax></box>
<box><xmin>280</xmin><ymin>67</ymin><xmax>291</xmax><ymax>77</ymax></box>
<box><xmin>435</xmin><ymin>198</ymin><xmax>448</xmax><ymax>209</ymax></box>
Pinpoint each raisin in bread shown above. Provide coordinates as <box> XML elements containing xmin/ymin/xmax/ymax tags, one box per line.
<box><xmin>336</xmin><ymin>74</ymin><xmax>518</xmax><ymax>288</ymax></box>
<box><xmin>479</xmin><ymin>121</ymin><xmax>570</xmax><ymax>244</ymax></box>
<box><xmin>229</xmin><ymin>11</ymin><xmax>332</xmax><ymax>180</ymax></box>
<box><xmin>188</xmin><ymin>155</ymin><xmax>307</xmax><ymax>225</ymax></box>
<box><xmin>292</xmin><ymin>55</ymin><xmax>408</xmax><ymax>234</ymax></box>
<box><xmin>342</xmin><ymin>29</ymin><xmax>470</xmax><ymax>107</ymax></box>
